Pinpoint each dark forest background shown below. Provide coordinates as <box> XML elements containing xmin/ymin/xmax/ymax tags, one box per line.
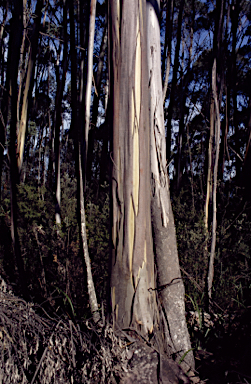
<box><xmin>0</xmin><ymin>0</ymin><xmax>251</xmax><ymax>382</ymax></box>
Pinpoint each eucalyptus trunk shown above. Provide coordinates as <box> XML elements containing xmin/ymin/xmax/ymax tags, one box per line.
<box><xmin>166</xmin><ymin>0</ymin><xmax>184</xmax><ymax>162</ymax></box>
<box><xmin>109</xmin><ymin>0</ymin><xmax>158</xmax><ymax>335</ymax></box>
<box><xmin>147</xmin><ymin>0</ymin><xmax>194</xmax><ymax>370</ymax></box>
<box><xmin>17</xmin><ymin>0</ymin><xmax>43</xmax><ymax>173</ymax></box>
<box><xmin>8</xmin><ymin>0</ymin><xmax>28</xmax><ymax>299</ymax></box>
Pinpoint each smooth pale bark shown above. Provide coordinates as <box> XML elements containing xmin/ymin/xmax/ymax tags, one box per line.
<box><xmin>8</xmin><ymin>0</ymin><xmax>28</xmax><ymax>299</ymax></box>
<box><xmin>230</xmin><ymin>0</ymin><xmax>240</xmax><ymax>177</ymax></box>
<box><xmin>69</xmin><ymin>1</ymin><xmax>100</xmax><ymax>322</ymax></box>
<box><xmin>147</xmin><ymin>1</ymin><xmax>194</xmax><ymax>370</ymax></box>
<box><xmin>204</xmin><ymin>99</ymin><xmax>214</xmax><ymax>233</ymax></box>
<box><xmin>87</xmin><ymin>21</ymin><xmax>107</xmax><ymax>182</ymax></box>
<box><xmin>166</xmin><ymin>0</ymin><xmax>184</xmax><ymax>162</ymax></box>
<box><xmin>207</xmin><ymin>59</ymin><xmax>221</xmax><ymax>301</ymax></box>
<box><xmin>78</xmin><ymin>144</ymin><xmax>100</xmax><ymax>322</ymax></box>
<box><xmin>206</xmin><ymin>0</ymin><xmax>224</xmax><ymax>303</ymax></box>
<box><xmin>109</xmin><ymin>0</ymin><xmax>157</xmax><ymax>335</ymax></box>
<box><xmin>162</xmin><ymin>0</ymin><xmax>173</xmax><ymax>103</ymax></box>
<box><xmin>92</xmin><ymin>22</ymin><xmax>107</xmax><ymax>128</ymax></box>
<box><xmin>17</xmin><ymin>0</ymin><xmax>43</xmax><ymax>172</ymax></box>
<box><xmin>84</xmin><ymin>0</ymin><xmax>97</xmax><ymax>165</ymax></box>
<box><xmin>54</xmin><ymin>2</ymin><xmax>68</xmax><ymax>226</ymax></box>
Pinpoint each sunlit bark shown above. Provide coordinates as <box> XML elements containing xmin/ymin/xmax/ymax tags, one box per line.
<box><xmin>109</xmin><ymin>0</ymin><xmax>157</xmax><ymax>335</ymax></box>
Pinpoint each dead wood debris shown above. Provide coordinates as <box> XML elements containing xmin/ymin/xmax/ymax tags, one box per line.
<box><xmin>0</xmin><ymin>276</ymin><xmax>200</xmax><ymax>383</ymax></box>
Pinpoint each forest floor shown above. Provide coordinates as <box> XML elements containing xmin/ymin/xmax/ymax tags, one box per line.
<box><xmin>193</xmin><ymin>308</ymin><xmax>251</xmax><ymax>383</ymax></box>
<box><xmin>1</xmin><ymin>275</ymin><xmax>250</xmax><ymax>383</ymax></box>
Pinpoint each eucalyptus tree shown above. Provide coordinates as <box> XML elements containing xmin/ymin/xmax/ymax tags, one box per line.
<box><xmin>109</xmin><ymin>0</ymin><xmax>156</xmax><ymax>335</ymax></box>
<box><xmin>109</xmin><ymin>0</ymin><xmax>194</xmax><ymax>370</ymax></box>
<box><xmin>7</xmin><ymin>0</ymin><xmax>28</xmax><ymax>298</ymax></box>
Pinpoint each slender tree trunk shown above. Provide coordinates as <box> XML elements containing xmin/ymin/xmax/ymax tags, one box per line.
<box><xmin>78</xmin><ymin>144</ymin><xmax>100</xmax><ymax>322</ymax></box>
<box><xmin>84</xmin><ymin>0</ymin><xmax>97</xmax><ymax>180</ymax></box>
<box><xmin>0</xmin><ymin>111</ymin><xmax>5</xmax><ymax>201</ymax></box>
<box><xmin>147</xmin><ymin>0</ymin><xmax>194</xmax><ymax>370</ymax></box>
<box><xmin>175</xmin><ymin>37</ymin><xmax>185</xmax><ymax>192</ymax></box>
<box><xmin>54</xmin><ymin>2</ymin><xmax>68</xmax><ymax>226</ymax></box>
<box><xmin>87</xmin><ymin>20</ymin><xmax>107</xmax><ymax>181</ymax></box>
<box><xmin>17</xmin><ymin>0</ymin><xmax>43</xmax><ymax>173</ymax></box>
<box><xmin>166</xmin><ymin>0</ymin><xmax>184</xmax><ymax>163</ymax></box>
<box><xmin>162</xmin><ymin>0</ymin><xmax>173</xmax><ymax>103</ymax></box>
<box><xmin>70</xmin><ymin>1</ymin><xmax>100</xmax><ymax>322</ymax></box>
<box><xmin>0</xmin><ymin>4</ymin><xmax>8</xmax><ymax>199</ymax></box>
<box><xmin>207</xmin><ymin>59</ymin><xmax>221</xmax><ymax>301</ymax></box>
<box><xmin>241</xmin><ymin>97</ymin><xmax>251</xmax><ymax>201</ymax></box>
<box><xmin>206</xmin><ymin>0</ymin><xmax>224</xmax><ymax>303</ymax></box>
<box><xmin>8</xmin><ymin>0</ymin><xmax>28</xmax><ymax>299</ymax></box>
<box><xmin>204</xmin><ymin>99</ymin><xmax>214</xmax><ymax>233</ymax></box>
<box><xmin>230</xmin><ymin>0</ymin><xmax>240</xmax><ymax>177</ymax></box>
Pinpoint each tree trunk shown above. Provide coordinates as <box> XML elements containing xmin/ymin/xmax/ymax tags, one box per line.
<box><xmin>8</xmin><ymin>0</ymin><xmax>28</xmax><ymax>299</ymax></box>
<box><xmin>0</xmin><ymin>3</ymin><xmax>8</xmax><ymax>200</ymax></box>
<box><xmin>230</xmin><ymin>0</ymin><xmax>240</xmax><ymax>177</ymax></box>
<box><xmin>87</xmin><ymin>20</ymin><xmax>107</xmax><ymax>182</ymax></box>
<box><xmin>109</xmin><ymin>0</ymin><xmax>158</xmax><ymax>335</ymax></box>
<box><xmin>207</xmin><ymin>59</ymin><xmax>221</xmax><ymax>301</ymax></box>
<box><xmin>70</xmin><ymin>0</ymin><xmax>100</xmax><ymax>322</ymax></box>
<box><xmin>166</xmin><ymin>0</ymin><xmax>184</xmax><ymax>163</ymax></box>
<box><xmin>84</xmin><ymin>0</ymin><xmax>97</xmax><ymax>182</ymax></box>
<box><xmin>17</xmin><ymin>0</ymin><xmax>43</xmax><ymax>173</ymax></box>
<box><xmin>78</xmin><ymin>144</ymin><xmax>100</xmax><ymax>322</ymax></box>
<box><xmin>147</xmin><ymin>0</ymin><xmax>194</xmax><ymax>370</ymax></box>
<box><xmin>162</xmin><ymin>0</ymin><xmax>173</xmax><ymax>103</ymax></box>
<box><xmin>204</xmin><ymin>99</ymin><xmax>214</xmax><ymax>233</ymax></box>
<box><xmin>54</xmin><ymin>2</ymin><xmax>68</xmax><ymax>226</ymax></box>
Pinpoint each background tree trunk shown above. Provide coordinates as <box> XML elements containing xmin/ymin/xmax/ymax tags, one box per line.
<box><xmin>70</xmin><ymin>0</ymin><xmax>99</xmax><ymax>322</ymax></box>
<box><xmin>147</xmin><ymin>0</ymin><xmax>194</xmax><ymax>370</ymax></box>
<box><xmin>8</xmin><ymin>0</ymin><xmax>28</xmax><ymax>299</ymax></box>
<box><xmin>166</xmin><ymin>0</ymin><xmax>184</xmax><ymax>163</ymax></box>
<box><xmin>17</xmin><ymin>0</ymin><xmax>43</xmax><ymax>173</ymax></box>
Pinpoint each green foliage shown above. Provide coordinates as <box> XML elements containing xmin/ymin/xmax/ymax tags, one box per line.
<box><xmin>172</xmin><ymin>178</ymin><xmax>251</xmax><ymax>312</ymax></box>
<box><xmin>172</xmin><ymin>185</ymin><xmax>208</xmax><ymax>301</ymax></box>
<box><xmin>85</xmin><ymin>189</ymin><xmax>110</xmax><ymax>304</ymax></box>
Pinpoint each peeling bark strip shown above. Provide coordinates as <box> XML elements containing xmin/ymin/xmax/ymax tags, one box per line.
<box><xmin>147</xmin><ymin>0</ymin><xmax>194</xmax><ymax>369</ymax></box>
<box><xmin>109</xmin><ymin>0</ymin><xmax>157</xmax><ymax>335</ymax></box>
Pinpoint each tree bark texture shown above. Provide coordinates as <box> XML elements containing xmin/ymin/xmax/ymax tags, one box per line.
<box><xmin>147</xmin><ymin>0</ymin><xmax>194</xmax><ymax>370</ymax></box>
<box><xmin>84</xmin><ymin>0</ymin><xmax>97</xmax><ymax>171</ymax></box>
<box><xmin>70</xmin><ymin>2</ymin><xmax>100</xmax><ymax>322</ymax></box>
<box><xmin>78</xmin><ymin>144</ymin><xmax>100</xmax><ymax>322</ymax></box>
<box><xmin>109</xmin><ymin>0</ymin><xmax>158</xmax><ymax>335</ymax></box>
<box><xmin>207</xmin><ymin>59</ymin><xmax>221</xmax><ymax>301</ymax></box>
<box><xmin>0</xmin><ymin>4</ymin><xmax>8</xmax><ymax>200</ymax></box>
<box><xmin>206</xmin><ymin>0</ymin><xmax>224</xmax><ymax>303</ymax></box>
<box><xmin>162</xmin><ymin>0</ymin><xmax>173</xmax><ymax>103</ymax></box>
<box><xmin>8</xmin><ymin>0</ymin><xmax>28</xmax><ymax>299</ymax></box>
<box><xmin>17</xmin><ymin>0</ymin><xmax>43</xmax><ymax>172</ymax></box>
